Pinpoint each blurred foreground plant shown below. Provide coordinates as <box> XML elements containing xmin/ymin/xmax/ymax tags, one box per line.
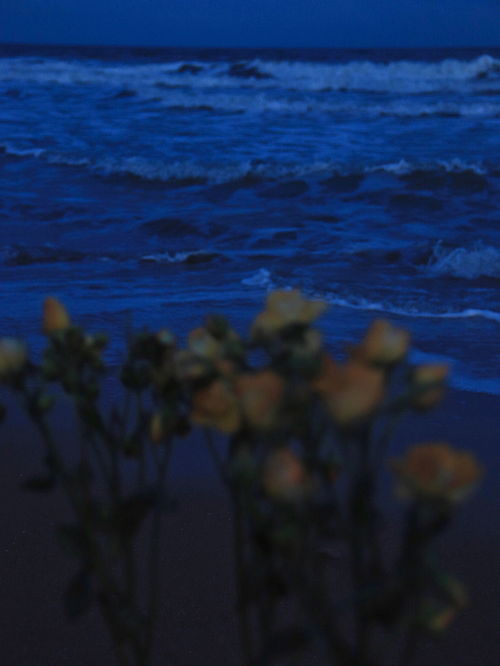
<box><xmin>1</xmin><ymin>299</ymin><xmax>187</xmax><ymax>666</ymax></box>
<box><xmin>0</xmin><ymin>291</ymin><xmax>482</xmax><ymax>666</ymax></box>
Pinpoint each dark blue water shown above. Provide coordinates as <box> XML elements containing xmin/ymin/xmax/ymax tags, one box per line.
<box><xmin>1</xmin><ymin>44</ymin><xmax>499</xmax><ymax>394</ymax></box>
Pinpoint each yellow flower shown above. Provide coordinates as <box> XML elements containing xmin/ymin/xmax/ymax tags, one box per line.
<box><xmin>262</xmin><ymin>448</ymin><xmax>311</xmax><ymax>502</ymax></box>
<box><xmin>251</xmin><ymin>290</ymin><xmax>326</xmax><ymax>339</ymax></box>
<box><xmin>314</xmin><ymin>359</ymin><xmax>384</xmax><ymax>427</ymax></box>
<box><xmin>236</xmin><ymin>370</ymin><xmax>284</xmax><ymax>430</ymax></box>
<box><xmin>391</xmin><ymin>442</ymin><xmax>483</xmax><ymax>504</ymax></box>
<box><xmin>411</xmin><ymin>364</ymin><xmax>449</xmax><ymax>409</ymax></box>
<box><xmin>43</xmin><ymin>297</ymin><xmax>71</xmax><ymax>334</ymax></box>
<box><xmin>0</xmin><ymin>338</ymin><xmax>27</xmax><ymax>377</ymax></box>
<box><xmin>191</xmin><ymin>379</ymin><xmax>241</xmax><ymax>433</ymax></box>
<box><xmin>352</xmin><ymin>319</ymin><xmax>410</xmax><ymax>365</ymax></box>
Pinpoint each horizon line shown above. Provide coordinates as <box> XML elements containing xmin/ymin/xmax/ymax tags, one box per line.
<box><xmin>1</xmin><ymin>40</ymin><xmax>499</xmax><ymax>51</ymax></box>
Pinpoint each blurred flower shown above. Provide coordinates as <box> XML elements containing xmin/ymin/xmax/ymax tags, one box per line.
<box><xmin>174</xmin><ymin>350</ymin><xmax>211</xmax><ymax>383</ymax></box>
<box><xmin>391</xmin><ymin>442</ymin><xmax>483</xmax><ymax>504</ymax></box>
<box><xmin>314</xmin><ymin>359</ymin><xmax>384</xmax><ymax>426</ymax></box>
<box><xmin>0</xmin><ymin>338</ymin><xmax>27</xmax><ymax>377</ymax></box>
<box><xmin>43</xmin><ymin>297</ymin><xmax>71</xmax><ymax>334</ymax></box>
<box><xmin>191</xmin><ymin>379</ymin><xmax>241</xmax><ymax>433</ymax></box>
<box><xmin>188</xmin><ymin>327</ymin><xmax>222</xmax><ymax>360</ymax></box>
<box><xmin>351</xmin><ymin>319</ymin><xmax>410</xmax><ymax>365</ymax></box>
<box><xmin>236</xmin><ymin>370</ymin><xmax>284</xmax><ymax>430</ymax></box>
<box><xmin>262</xmin><ymin>448</ymin><xmax>311</xmax><ymax>502</ymax></box>
<box><xmin>251</xmin><ymin>290</ymin><xmax>326</xmax><ymax>339</ymax></box>
<box><xmin>411</xmin><ymin>364</ymin><xmax>449</xmax><ymax>409</ymax></box>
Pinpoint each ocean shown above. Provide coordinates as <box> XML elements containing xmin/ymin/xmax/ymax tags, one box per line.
<box><xmin>0</xmin><ymin>43</ymin><xmax>499</xmax><ymax>395</ymax></box>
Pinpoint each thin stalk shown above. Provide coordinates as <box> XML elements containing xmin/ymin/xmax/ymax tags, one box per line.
<box><xmin>203</xmin><ymin>427</ymin><xmax>228</xmax><ymax>485</ymax></box>
<box><xmin>233</xmin><ymin>489</ymin><xmax>254</xmax><ymax>666</ymax></box>
<box><xmin>143</xmin><ymin>440</ymin><xmax>173</xmax><ymax>665</ymax></box>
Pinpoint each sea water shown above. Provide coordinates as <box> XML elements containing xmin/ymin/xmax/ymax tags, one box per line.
<box><xmin>0</xmin><ymin>44</ymin><xmax>499</xmax><ymax>394</ymax></box>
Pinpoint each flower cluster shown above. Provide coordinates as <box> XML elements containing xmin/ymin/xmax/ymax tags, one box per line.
<box><xmin>0</xmin><ymin>289</ymin><xmax>483</xmax><ymax>666</ymax></box>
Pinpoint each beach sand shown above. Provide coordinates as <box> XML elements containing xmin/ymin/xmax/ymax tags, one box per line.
<box><xmin>0</xmin><ymin>388</ymin><xmax>498</xmax><ymax>665</ymax></box>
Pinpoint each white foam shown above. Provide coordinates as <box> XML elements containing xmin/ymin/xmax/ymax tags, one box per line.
<box><xmin>0</xmin><ymin>143</ymin><xmax>46</xmax><ymax>158</ymax></box>
<box><xmin>140</xmin><ymin>250</ymin><xmax>212</xmax><ymax>263</ymax></box>
<box><xmin>241</xmin><ymin>268</ymin><xmax>275</xmax><ymax>288</ymax></box>
<box><xmin>369</xmin><ymin>158</ymin><xmax>487</xmax><ymax>176</ymax></box>
<box><xmin>317</xmin><ymin>291</ymin><xmax>500</xmax><ymax>324</ymax></box>
<box><xmin>1</xmin><ymin>54</ymin><xmax>499</xmax><ymax>96</ymax></box>
<box><xmin>426</xmin><ymin>241</ymin><xmax>500</xmax><ymax>279</ymax></box>
<box><xmin>2</xmin><ymin>140</ymin><xmax>491</xmax><ymax>187</ymax></box>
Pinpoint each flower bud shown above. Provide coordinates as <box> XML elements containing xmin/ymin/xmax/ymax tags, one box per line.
<box><xmin>352</xmin><ymin>319</ymin><xmax>410</xmax><ymax>365</ymax></box>
<box><xmin>43</xmin><ymin>297</ymin><xmax>71</xmax><ymax>334</ymax></box>
<box><xmin>317</xmin><ymin>360</ymin><xmax>384</xmax><ymax>427</ymax></box>
<box><xmin>411</xmin><ymin>364</ymin><xmax>449</xmax><ymax>409</ymax></box>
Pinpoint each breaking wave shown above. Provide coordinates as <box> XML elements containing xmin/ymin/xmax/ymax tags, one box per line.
<box><xmin>426</xmin><ymin>241</ymin><xmax>500</xmax><ymax>279</ymax></box>
<box><xmin>1</xmin><ymin>54</ymin><xmax>498</xmax><ymax>95</ymax></box>
<box><xmin>318</xmin><ymin>292</ymin><xmax>500</xmax><ymax>323</ymax></box>
<box><xmin>1</xmin><ymin>141</ymin><xmax>493</xmax><ymax>188</ymax></box>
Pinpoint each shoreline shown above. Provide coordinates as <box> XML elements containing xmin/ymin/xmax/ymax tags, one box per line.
<box><xmin>0</xmin><ymin>387</ymin><xmax>498</xmax><ymax>665</ymax></box>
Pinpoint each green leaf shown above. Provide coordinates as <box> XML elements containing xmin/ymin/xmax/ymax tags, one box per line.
<box><xmin>64</xmin><ymin>568</ymin><xmax>92</xmax><ymax>620</ymax></box>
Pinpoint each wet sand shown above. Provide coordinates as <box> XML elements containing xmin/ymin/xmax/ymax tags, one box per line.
<box><xmin>0</xmin><ymin>388</ymin><xmax>498</xmax><ymax>665</ymax></box>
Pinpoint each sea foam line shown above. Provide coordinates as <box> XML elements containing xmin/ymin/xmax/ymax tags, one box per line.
<box><xmin>1</xmin><ymin>53</ymin><xmax>499</xmax><ymax>94</ymax></box>
<box><xmin>1</xmin><ymin>141</ymin><xmax>493</xmax><ymax>187</ymax></box>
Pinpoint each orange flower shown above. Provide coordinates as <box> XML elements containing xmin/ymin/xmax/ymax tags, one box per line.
<box><xmin>352</xmin><ymin>319</ymin><xmax>410</xmax><ymax>365</ymax></box>
<box><xmin>315</xmin><ymin>360</ymin><xmax>384</xmax><ymax>426</ymax></box>
<box><xmin>411</xmin><ymin>364</ymin><xmax>449</xmax><ymax>409</ymax></box>
<box><xmin>0</xmin><ymin>338</ymin><xmax>27</xmax><ymax>377</ymax></box>
<box><xmin>43</xmin><ymin>297</ymin><xmax>71</xmax><ymax>334</ymax></box>
<box><xmin>391</xmin><ymin>442</ymin><xmax>483</xmax><ymax>503</ymax></box>
<box><xmin>251</xmin><ymin>290</ymin><xmax>326</xmax><ymax>339</ymax></box>
<box><xmin>191</xmin><ymin>379</ymin><xmax>241</xmax><ymax>433</ymax></box>
<box><xmin>236</xmin><ymin>370</ymin><xmax>284</xmax><ymax>430</ymax></box>
<box><xmin>262</xmin><ymin>448</ymin><xmax>311</xmax><ymax>502</ymax></box>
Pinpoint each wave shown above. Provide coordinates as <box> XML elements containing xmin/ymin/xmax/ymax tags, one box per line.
<box><xmin>239</xmin><ymin>273</ymin><xmax>500</xmax><ymax>323</ymax></box>
<box><xmin>139</xmin><ymin>250</ymin><xmax>222</xmax><ymax>264</ymax></box>
<box><xmin>319</xmin><ymin>293</ymin><xmax>500</xmax><ymax>324</ymax></box>
<box><xmin>1</xmin><ymin>245</ymin><xmax>86</xmax><ymax>266</ymax></box>
<box><xmin>367</xmin><ymin>157</ymin><xmax>488</xmax><ymax>177</ymax></box>
<box><xmin>1</xmin><ymin>138</ymin><xmax>495</xmax><ymax>189</ymax></box>
<box><xmin>241</xmin><ymin>268</ymin><xmax>275</xmax><ymax>288</ymax></box>
<box><xmin>0</xmin><ymin>143</ymin><xmax>46</xmax><ymax>159</ymax></box>
<box><xmin>1</xmin><ymin>54</ymin><xmax>499</xmax><ymax>95</ymax></box>
<box><xmin>425</xmin><ymin>241</ymin><xmax>500</xmax><ymax>279</ymax></box>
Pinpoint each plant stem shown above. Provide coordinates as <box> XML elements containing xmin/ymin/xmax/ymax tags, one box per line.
<box><xmin>233</xmin><ymin>489</ymin><xmax>254</xmax><ymax>666</ymax></box>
